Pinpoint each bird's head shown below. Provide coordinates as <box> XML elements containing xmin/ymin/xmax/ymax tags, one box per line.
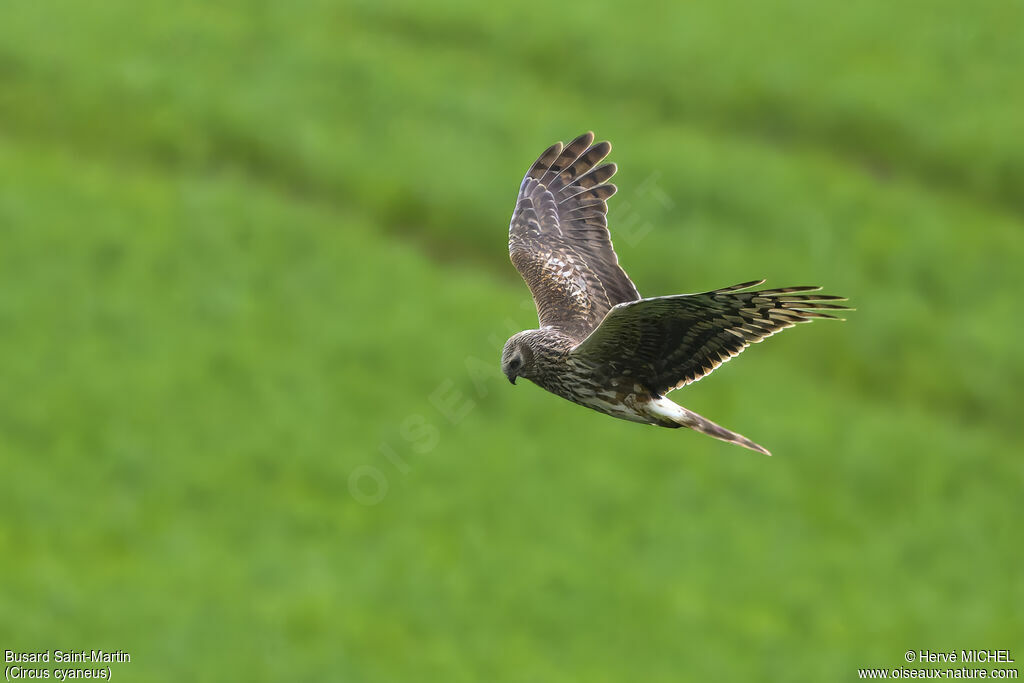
<box><xmin>501</xmin><ymin>332</ymin><xmax>536</xmax><ymax>385</ymax></box>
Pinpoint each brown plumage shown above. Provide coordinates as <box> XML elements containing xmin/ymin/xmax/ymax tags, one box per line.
<box><xmin>501</xmin><ymin>132</ymin><xmax>848</xmax><ymax>455</ymax></box>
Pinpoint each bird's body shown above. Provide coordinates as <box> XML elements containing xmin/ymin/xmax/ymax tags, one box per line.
<box><xmin>505</xmin><ymin>328</ymin><xmax>658</xmax><ymax>425</ymax></box>
<box><xmin>501</xmin><ymin>133</ymin><xmax>847</xmax><ymax>455</ymax></box>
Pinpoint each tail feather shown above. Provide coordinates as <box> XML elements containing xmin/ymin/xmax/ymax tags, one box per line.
<box><xmin>648</xmin><ymin>397</ymin><xmax>771</xmax><ymax>455</ymax></box>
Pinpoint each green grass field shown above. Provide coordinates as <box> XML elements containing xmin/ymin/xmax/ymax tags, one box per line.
<box><xmin>1</xmin><ymin>1</ymin><xmax>1022</xmax><ymax>681</ymax></box>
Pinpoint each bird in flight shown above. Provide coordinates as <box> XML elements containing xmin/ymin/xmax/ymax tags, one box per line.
<box><xmin>501</xmin><ymin>132</ymin><xmax>848</xmax><ymax>455</ymax></box>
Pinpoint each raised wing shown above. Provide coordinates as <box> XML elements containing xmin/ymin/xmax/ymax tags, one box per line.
<box><xmin>571</xmin><ymin>281</ymin><xmax>848</xmax><ymax>395</ymax></box>
<box><xmin>509</xmin><ymin>132</ymin><xmax>640</xmax><ymax>341</ymax></box>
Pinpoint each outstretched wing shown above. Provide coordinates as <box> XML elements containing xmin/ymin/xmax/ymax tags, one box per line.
<box><xmin>509</xmin><ymin>132</ymin><xmax>641</xmax><ymax>341</ymax></box>
<box><xmin>571</xmin><ymin>281</ymin><xmax>849</xmax><ymax>395</ymax></box>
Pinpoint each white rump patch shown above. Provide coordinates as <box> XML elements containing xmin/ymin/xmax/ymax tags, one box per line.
<box><xmin>646</xmin><ymin>397</ymin><xmax>687</xmax><ymax>426</ymax></box>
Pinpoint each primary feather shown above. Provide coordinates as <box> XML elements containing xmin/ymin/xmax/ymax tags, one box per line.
<box><xmin>509</xmin><ymin>132</ymin><xmax>640</xmax><ymax>341</ymax></box>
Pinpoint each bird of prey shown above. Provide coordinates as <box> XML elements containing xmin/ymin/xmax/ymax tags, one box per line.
<box><xmin>501</xmin><ymin>132</ymin><xmax>848</xmax><ymax>455</ymax></box>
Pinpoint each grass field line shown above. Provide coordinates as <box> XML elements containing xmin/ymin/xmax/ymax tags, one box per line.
<box><xmin>348</xmin><ymin>7</ymin><xmax>1024</xmax><ymax>217</ymax></box>
<box><xmin>3</xmin><ymin>63</ymin><xmax>1021</xmax><ymax>307</ymax></box>
<box><xmin>1</xmin><ymin>36</ymin><xmax>1021</xmax><ymax>236</ymax></box>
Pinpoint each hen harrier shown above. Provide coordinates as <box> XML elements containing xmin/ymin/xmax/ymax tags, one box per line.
<box><xmin>501</xmin><ymin>132</ymin><xmax>848</xmax><ymax>455</ymax></box>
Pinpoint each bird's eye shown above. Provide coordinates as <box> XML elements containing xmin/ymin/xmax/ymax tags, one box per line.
<box><xmin>509</xmin><ymin>358</ymin><xmax>521</xmax><ymax>370</ymax></box>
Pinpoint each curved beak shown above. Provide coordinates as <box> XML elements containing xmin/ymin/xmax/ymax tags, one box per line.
<box><xmin>502</xmin><ymin>362</ymin><xmax>517</xmax><ymax>385</ymax></box>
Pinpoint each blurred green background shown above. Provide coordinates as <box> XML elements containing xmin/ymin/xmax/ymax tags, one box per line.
<box><xmin>1</xmin><ymin>1</ymin><xmax>1022</xmax><ymax>681</ymax></box>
